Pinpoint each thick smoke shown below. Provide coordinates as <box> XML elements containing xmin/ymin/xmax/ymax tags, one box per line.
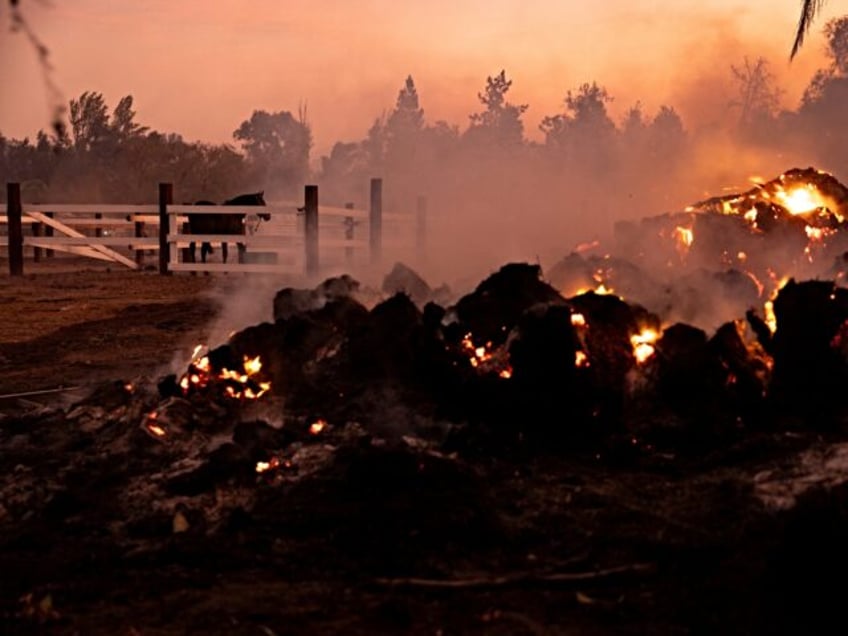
<box><xmin>6</xmin><ymin>11</ymin><xmax>848</xmax><ymax>337</ymax></box>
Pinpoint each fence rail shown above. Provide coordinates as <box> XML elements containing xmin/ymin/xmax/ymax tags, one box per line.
<box><xmin>1</xmin><ymin>180</ymin><xmax>426</xmax><ymax>276</ymax></box>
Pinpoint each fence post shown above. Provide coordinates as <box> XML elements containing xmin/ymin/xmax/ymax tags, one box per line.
<box><xmin>344</xmin><ymin>202</ymin><xmax>355</xmax><ymax>264</ymax></box>
<box><xmin>95</xmin><ymin>212</ymin><xmax>103</xmax><ymax>238</ymax></box>
<box><xmin>7</xmin><ymin>183</ymin><xmax>23</xmax><ymax>276</ymax></box>
<box><xmin>32</xmin><ymin>221</ymin><xmax>42</xmax><ymax>263</ymax></box>
<box><xmin>159</xmin><ymin>183</ymin><xmax>173</xmax><ymax>275</ymax></box>
<box><xmin>45</xmin><ymin>212</ymin><xmax>54</xmax><ymax>258</ymax></box>
<box><xmin>369</xmin><ymin>177</ymin><xmax>382</xmax><ymax>264</ymax></box>
<box><xmin>134</xmin><ymin>218</ymin><xmax>145</xmax><ymax>266</ymax></box>
<box><xmin>416</xmin><ymin>195</ymin><xmax>427</xmax><ymax>256</ymax></box>
<box><xmin>304</xmin><ymin>185</ymin><xmax>319</xmax><ymax>276</ymax></box>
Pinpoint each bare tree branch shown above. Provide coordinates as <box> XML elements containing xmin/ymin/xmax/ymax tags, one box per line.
<box><xmin>792</xmin><ymin>0</ymin><xmax>828</xmax><ymax>59</ymax></box>
<box><xmin>8</xmin><ymin>0</ymin><xmax>67</xmax><ymax>138</ymax></box>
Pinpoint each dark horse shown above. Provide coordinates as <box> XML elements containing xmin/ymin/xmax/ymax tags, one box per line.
<box><xmin>188</xmin><ymin>192</ymin><xmax>269</xmax><ymax>264</ymax></box>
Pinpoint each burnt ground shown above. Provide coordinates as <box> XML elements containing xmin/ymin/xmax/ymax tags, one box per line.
<box><xmin>2</xmin><ymin>265</ymin><xmax>848</xmax><ymax>635</ymax></box>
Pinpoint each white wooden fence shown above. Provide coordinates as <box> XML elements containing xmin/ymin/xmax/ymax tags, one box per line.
<box><xmin>1</xmin><ymin>181</ymin><xmax>426</xmax><ymax>276</ymax></box>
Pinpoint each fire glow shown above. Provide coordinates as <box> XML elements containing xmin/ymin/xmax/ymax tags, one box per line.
<box><xmin>256</xmin><ymin>457</ymin><xmax>280</xmax><ymax>474</ymax></box>
<box><xmin>717</xmin><ymin>173</ymin><xmax>841</xmax><ymax>223</ymax></box>
<box><xmin>631</xmin><ymin>328</ymin><xmax>659</xmax><ymax>364</ymax></box>
<box><xmin>144</xmin><ymin>411</ymin><xmax>166</xmax><ymax>438</ymax></box>
<box><xmin>461</xmin><ymin>333</ymin><xmax>513</xmax><ymax>379</ymax></box>
<box><xmin>255</xmin><ymin>456</ymin><xmax>292</xmax><ymax>474</ymax></box>
<box><xmin>178</xmin><ymin>347</ymin><xmax>271</xmax><ymax>400</ymax></box>
<box><xmin>673</xmin><ymin>225</ymin><xmax>694</xmax><ymax>255</ymax></box>
<box><xmin>775</xmin><ymin>184</ymin><xmax>831</xmax><ymax>217</ymax></box>
<box><xmin>763</xmin><ymin>276</ymin><xmax>790</xmax><ymax>334</ymax></box>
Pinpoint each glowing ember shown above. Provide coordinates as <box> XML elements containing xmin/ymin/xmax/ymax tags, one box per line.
<box><xmin>244</xmin><ymin>355</ymin><xmax>263</xmax><ymax>375</ymax></box>
<box><xmin>178</xmin><ymin>346</ymin><xmax>271</xmax><ymax>400</ymax></box>
<box><xmin>575</xmin><ymin>283</ymin><xmax>615</xmax><ymax>296</ymax></box>
<box><xmin>673</xmin><ymin>226</ymin><xmax>694</xmax><ymax>249</ymax></box>
<box><xmin>460</xmin><ymin>332</ymin><xmax>511</xmax><ymax>378</ymax></box>
<box><xmin>571</xmin><ymin>313</ymin><xmax>587</xmax><ymax>328</ymax></box>
<box><xmin>575</xmin><ymin>350</ymin><xmax>590</xmax><ymax>368</ymax></box>
<box><xmin>743</xmin><ymin>208</ymin><xmax>758</xmax><ymax>227</ymax></box>
<box><xmin>745</xmin><ymin>271</ymin><xmax>765</xmax><ymax>298</ymax></box>
<box><xmin>631</xmin><ymin>328</ymin><xmax>659</xmax><ymax>364</ymax></box>
<box><xmin>147</xmin><ymin>424</ymin><xmax>166</xmax><ymax>437</ymax></box>
<box><xmin>461</xmin><ymin>334</ymin><xmax>491</xmax><ymax>365</ymax></box>
<box><xmin>256</xmin><ymin>457</ymin><xmax>281</xmax><ymax>474</ymax></box>
<box><xmin>775</xmin><ymin>184</ymin><xmax>828</xmax><ymax>216</ymax></box>
<box><xmin>762</xmin><ymin>277</ymin><xmax>790</xmax><ymax>334</ymax></box>
<box><xmin>764</xmin><ymin>300</ymin><xmax>777</xmax><ymax>334</ymax></box>
<box><xmin>144</xmin><ymin>414</ymin><xmax>166</xmax><ymax>439</ymax></box>
<box><xmin>309</xmin><ymin>420</ymin><xmax>327</xmax><ymax>435</ymax></box>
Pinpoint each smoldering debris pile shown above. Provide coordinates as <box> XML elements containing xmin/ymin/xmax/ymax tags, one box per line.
<box><xmin>7</xmin><ymin>171</ymin><xmax>848</xmax><ymax>632</ymax></box>
<box><xmin>551</xmin><ymin>167</ymin><xmax>848</xmax><ymax>329</ymax></box>
<box><xmin>5</xmin><ymin>262</ymin><xmax>848</xmax><ymax>633</ymax></box>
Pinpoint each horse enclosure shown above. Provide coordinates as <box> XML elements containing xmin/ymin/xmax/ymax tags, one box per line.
<box><xmin>1</xmin><ymin>180</ymin><xmax>426</xmax><ymax>277</ymax></box>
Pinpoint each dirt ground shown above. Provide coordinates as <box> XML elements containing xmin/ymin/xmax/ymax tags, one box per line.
<box><xmin>0</xmin><ymin>262</ymin><xmax>222</xmax><ymax>402</ymax></box>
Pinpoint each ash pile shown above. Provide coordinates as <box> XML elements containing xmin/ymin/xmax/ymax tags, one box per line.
<box><xmin>6</xmin><ymin>175</ymin><xmax>848</xmax><ymax>633</ymax></box>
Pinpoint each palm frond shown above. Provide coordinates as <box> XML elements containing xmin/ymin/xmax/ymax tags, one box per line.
<box><xmin>791</xmin><ymin>0</ymin><xmax>827</xmax><ymax>59</ymax></box>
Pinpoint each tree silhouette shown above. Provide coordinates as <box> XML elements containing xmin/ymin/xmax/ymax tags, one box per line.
<box><xmin>466</xmin><ymin>70</ymin><xmax>528</xmax><ymax>148</ymax></box>
<box><xmin>233</xmin><ymin>109</ymin><xmax>312</xmax><ymax>193</ymax></box>
<box><xmin>729</xmin><ymin>57</ymin><xmax>782</xmax><ymax>127</ymax></box>
<box><xmin>802</xmin><ymin>15</ymin><xmax>848</xmax><ymax>103</ymax></box>
<box><xmin>540</xmin><ymin>81</ymin><xmax>615</xmax><ymax>149</ymax></box>
<box><xmin>385</xmin><ymin>76</ymin><xmax>425</xmax><ymax>167</ymax></box>
<box><xmin>69</xmin><ymin>91</ymin><xmax>110</xmax><ymax>152</ymax></box>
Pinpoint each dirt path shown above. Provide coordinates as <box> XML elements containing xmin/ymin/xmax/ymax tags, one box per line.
<box><xmin>0</xmin><ymin>265</ymin><xmax>219</xmax><ymax>399</ymax></box>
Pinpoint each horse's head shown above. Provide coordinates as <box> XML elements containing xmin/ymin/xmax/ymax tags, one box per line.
<box><xmin>226</xmin><ymin>191</ymin><xmax>269</xmax><ymax>220</ymax></box>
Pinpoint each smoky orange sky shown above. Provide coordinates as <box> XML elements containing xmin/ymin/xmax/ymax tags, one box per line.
<box><xmin>0</xmin><ymin>1</ymin><xmax>842</xmax><ymax>156</ymax></box>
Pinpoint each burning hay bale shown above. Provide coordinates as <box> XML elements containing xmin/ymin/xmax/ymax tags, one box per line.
<box><xmin>613</xmin><ymin>167</ymin><xmax>848</xmax><ymax>329</ymax></box>
<box><xmin>547</xmin><ymin>252</ymin><xmax>656</xmax><ymax>301</ymax></box>
<box><xmin>626</xmin><ymin>323</ymin><xmax>733</xmax><ymax>442</ymax></box>
<box><xmin>710</xmin><ymin>320</ymin><xmax>772</xmax><ymax>424</ymax></box>
<box><xmin>231</xmin><ymin>294</ymin><xmax>370</xmax><ymax>399</ymax></box>
<box><xmin>566</xmin><ymin>291</ymin><xmax>661</xmax><ymax>425</ymax></box>
<box><xmin>452</xmin><ymin>262</ymin><xmax>566</xmax><ymax>347</ymax></box>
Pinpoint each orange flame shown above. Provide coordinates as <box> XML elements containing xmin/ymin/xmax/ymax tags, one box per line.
<box><xmin>673</xmin><ymin>225</ymin><xmax>694</xmax><ymax>256</ymax></box>
<box><xmin>179</xmin><ymin>347</ymin><xmax>271</xmax><ymax>400</ymax></box>
<box><xmin>631</xmin><ymin>328</ymin><xmax>659</xmax><ymax>364</ymax></box>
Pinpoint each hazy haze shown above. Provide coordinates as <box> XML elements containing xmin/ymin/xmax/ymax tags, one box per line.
<box><xmin>0</xmin><ymin>1</ymin><xmax>840</xmax><ymax>154</ymax></box>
